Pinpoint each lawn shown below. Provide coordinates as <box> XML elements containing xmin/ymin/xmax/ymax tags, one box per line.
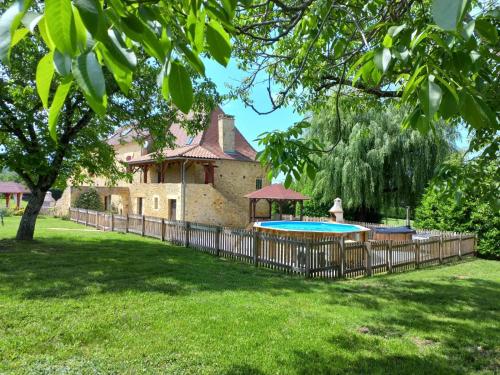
<box><xmin>1</xmin><ymin>217</ymin><xmax>499</xmax><ymax>374</ymax></box>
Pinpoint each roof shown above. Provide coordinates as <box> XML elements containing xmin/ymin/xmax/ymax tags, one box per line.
<box><xmin>245</xmin><ymin>184</ymin><xmax>309</xmax><ymax>201</ymax></box>
<box><xmin>111</xmin><ymin>107</ymin><xmax>258</xmax><ymax>164</ymax></box>
<box><xmin>0</xmin><ymin>182</ymin><xmax>30</xmax><ymax>194</ymax></box>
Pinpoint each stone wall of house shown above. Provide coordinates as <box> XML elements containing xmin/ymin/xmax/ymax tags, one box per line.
<box><xmin>212</xmin><ymin>159</ymin><xmax>269</xmax><ymax>218</ymax></box>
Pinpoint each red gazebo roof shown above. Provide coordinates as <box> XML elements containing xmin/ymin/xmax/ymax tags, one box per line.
<box><xmin>245</xmin><ymin>184</ymin><xmax>309</xmax><ymax>201</ymax></box>
<box><xmin>0</xmin><ymin>182</ymin><xmax>30</xmax><ymax>194</ymax></box>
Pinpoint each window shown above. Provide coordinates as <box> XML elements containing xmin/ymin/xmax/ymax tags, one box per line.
<box><xmin>186</xmin><ymin>136</ymin><xmax>194</xmax><ymax>145</ymax></box>
<box><xmin>256</xmin><ymin>178</ymin><xmax>263</xmax><ymax>190</ymax></box>
<box><xmin>153</xmin><ymin>196</ymin><xmax>159</xmax><ymax>210</ymax></box>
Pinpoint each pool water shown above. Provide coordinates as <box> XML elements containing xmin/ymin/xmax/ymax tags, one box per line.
<box><xmin>259</xmin><ymin>221</ymin><xmax>363</xmax><ymax>233</ymax></box>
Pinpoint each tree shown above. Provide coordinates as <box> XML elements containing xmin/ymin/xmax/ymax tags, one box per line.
<box><xmin>415</xmin><ymin>155</ymin><xmax>499</xmax><ymax>258</ymax></box>
<box><xmin>0</xmin><ymin>0</ymin><xmax>232</xmax><ymax>240</ymax></box>
<box><xmin>292</xmin><ymin>99</ymin><xmax>455</xmax><ymax>221</ymax></box>
<box><xmin>233</xmin><ymin>0</ymin><xmax>498</xmax><ymax>186</ymax></box>
<box><xmin>0</xmin><ymin>167</ymin><xmax>21</xmax><ymax>182</ymax></box>
<box><xmin>74</xmin><ymin>188</ymin><xmax>103</xmax><ymax>211</ymax></box>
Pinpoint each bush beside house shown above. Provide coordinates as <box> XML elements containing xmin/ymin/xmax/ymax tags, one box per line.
<box><xmin>74</xmin><ymin>189</ymin><xmax>104</xmax><ymax>212</ymax></box>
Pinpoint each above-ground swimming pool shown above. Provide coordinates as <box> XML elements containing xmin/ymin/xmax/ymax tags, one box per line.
<box><xmin>254</xmin><ymin>221</ymin><xmax>370</xmax><ymax>241</ymax></box>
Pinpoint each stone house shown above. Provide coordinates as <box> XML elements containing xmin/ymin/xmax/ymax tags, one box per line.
<box><xmin>56</xmin><ymin>107</ymin><xmax>270</xmax><ymax>228</ymax></box>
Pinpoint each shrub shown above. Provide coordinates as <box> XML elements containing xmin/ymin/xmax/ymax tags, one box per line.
<box><xmin>74</xmin><ymin>188</ymin><xmax>103</xmax><ymax>211</ymax></box>
<box><xmin>415</xmin><ymin>187</ymin><xmax>499</xmax><ymax>259</ymax></box>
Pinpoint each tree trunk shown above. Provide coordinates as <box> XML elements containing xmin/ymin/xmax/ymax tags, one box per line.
<box><xmin>15</xmin><ymin>189</ymin><xmax>46</xmax><ymax>240</ymax></box>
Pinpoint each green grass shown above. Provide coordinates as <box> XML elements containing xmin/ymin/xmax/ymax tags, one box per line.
<box><xmin>1</xmin><ymin>217</ymin><xmax>499</xmax><ymax>374</ymax></box>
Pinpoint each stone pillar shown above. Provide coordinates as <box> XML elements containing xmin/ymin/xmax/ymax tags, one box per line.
<box><xmin>16</xmin><ymin>193</ymin><xmax>22</xmax><ymax>209</ymax></box>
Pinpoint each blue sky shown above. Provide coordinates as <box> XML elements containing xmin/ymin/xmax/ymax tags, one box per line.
<box><xmin>204</xmin><ymin>59</ymin><xmax>301</xmax><ymax>150</ymax></box>
<box><xmin>204</xmin><ymin>59</ymin><xmax>470</xmax><ymax>152</ymax></box>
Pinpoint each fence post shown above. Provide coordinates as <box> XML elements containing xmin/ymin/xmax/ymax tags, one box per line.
<box><xmin>125</xmin><ymin>214</ymin><xmax>129</xmax><ymax>233</ymax></box>
<box><xmin>305</xmin><ymin>241</ymin><xmax>311</xmax><ymax>278</ymax></box>
<box><xmin>215</xmin><ymin>226</ymin><xmax>221</xmax><ymax>256</ymax></box>
<box><xmin>339</xmin><ymin>237</ymin><xmax>345</xmax><ymax>278</ymax></box>
<box><xmin>474</xmin><ymin>233</ymin><xmax>478</xmax><ymax>256</ymax></box>
<box><xmin>388</xmin><ymin>240</ymin><xmax>393</xmax><ymax>273</ymax></box>
<box><xmin>365</xmin><ymin>241</ymin><xmax>372</xmax><ymax>277</ymax></box>
<box><xmin>458</xmin><ymin>234</ymin><xmax>462</xmax><ymax>260</ymax></box>
<box><xmin>184</xmin><ymin>221</ymin><xmax>190</xmax><ymax>247</ymax></box>
<box><xmin>85</xmin><ymin>209</ymin><xmax>88</xmax><ymax>226</ymax></box>
<box><xmin>141</xmin><ymin>215</ymin><xmax>145</xmax><ymax>236</ymax></box>
<box><xmin>439</xmin><ymin>235</ymin><xmax>443</xmax><ymax>264</ymax></box>
<box><xmin>161</xmin><ymin>219</ymin><xmax>166</xmax><ymax>241</ymax></box>
<box><xmin>415</xmin><ymin>241</ymin><xmax>420</xmax><ymax>269</ymax></box>
<box><xmin>111</xmin><ymin>213</ymin><xmax>114</xmax><ymax>232</ymax></box>
<box><xmin>253</xmin><ymin>231</ymin><xmax>259</xmax><ymax>266</ymax></box>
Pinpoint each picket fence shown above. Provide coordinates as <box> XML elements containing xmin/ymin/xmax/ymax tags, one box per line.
<box><xmin>70</xmin><ymin>208</ymin><xmax>477</xmax><ymax>280</ymax></box>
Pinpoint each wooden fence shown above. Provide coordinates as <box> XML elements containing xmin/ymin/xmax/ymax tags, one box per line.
<box><xmin>69</xmin><ymin>208</ymin><xmax>477</xmax><ymax>280</ymax></box>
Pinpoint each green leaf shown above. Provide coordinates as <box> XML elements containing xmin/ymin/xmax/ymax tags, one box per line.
<box><xmin>48</xmin><ymin>78</ymin><xmax>72</xmax><ymax>142</ymax></box>
<box><xmin>475</xmin><ymin>18</ymin><xmax>498</xmax><ymax>43</ymax></box>
<box><xmin>167</xmin><ymin>60</ymin><xmax>193</xmax><ymax>114</ymax></box>
<box><xmin>387</xmin><ymin>24</ymin><xmax>406</xmax><ymax>37</ymax></box>
<box><xmin>439</xmin><ymin>89</ymin><xmax>459</xmax><ymax>119</ymax></box>
<box><xmin>382</xmin><ymin>34</ymin><xmax>392</xmax><ymax>48</ymax></box>
<box><xmin>206</xmin><ymin>20</ymin><xmax>231</xmax><ymax>66</ymax></box>
<box><xmin>37</xmin><ymin>17</ymin><xmax>55</xmax><ymax>50</ymax></box>
<box><xmin>333</xmin><ymin>38</ymin><xmax>346</xmax><ymax>58</ymax></box>
<box><xmin>305</xmin><ymin>163</ymin><xmax>316</xmax><ymax>180</ymax></box>
<box><xmin>374</xmin><ymin>47</ymin><xmax>391</xmax><ymax>73</ymax></box>
<box><xmin>73</xmin><ymin>0</ymin><xmax>107</xmax><ymax>40</ymax></box>
<box><xmin>72</xmin><ymin>52</ymin><xmax>106</xmax><ymax>111</ymax></box>
<box><xmin>11</xmin><ymin>27</ymin><xmax>29</xmax><ymax>47</ymax></box>
<box><xmin>419</xmin><ymin>78</ymin><xmax>443</xmax><ymax>119</ymax></box>
<box><xmin>0</xmin><ymin>0</ymin><xmax>32</xmax><ymax>63</ymax></box>
<box><xmin>187</xmin><ymin>9</ymin><xmax>205</xmax><ymax>53</ymax></box>
<box><xmin>221</xmin><ymin>0</ymin><xmax>237</xmax><ymax>19</ymax></box>
<box><xmin>53</xmin><ymin>49</ymin><xmax>72</xmax><ymax>76</ymax></box>
<box><xmin>36</xmin><ymin>52</ymin><xmax>54</xmax><ymax>108</ymax></box>
<box><xmin>45</xmin><ymin>0</ymin><xmax>77</xmax><ymax>55</ymax></box>
<box><xmin>284</xmin><ymin>174</ymin><xmax>292</xmax><ymax>188</ymax></box>
<box><xmin>72</xmin><ymin>6</ymin><xmax>87</xmax><ymax>52</ymax></box>
<box><xmin>99</xmin><ymin>44</ymin><xmax>133</xmax><ymax>95</ymax></box>
<box><xmin>103</xmin><ymin>29</ymin><xmax>137</xmax><ymax>70</ymax></box>
<box><xmin>459</xmin><ymin>93</ymin><xmax>496</xmax><ymax>129</ymax></box>
<box><xmin>431</xmin><ymin>0</ymin><xmax>467</xmax><ymax>31</ymax></box>
<box><xmin>178</xmin><ymin>44</ymin><xmax>205</xmax><ymax>75</ymax></box>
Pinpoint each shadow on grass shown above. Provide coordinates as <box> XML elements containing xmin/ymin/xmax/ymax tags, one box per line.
<box><xmin>0</xmin><ymin>237</ymin><xmax>316</xmax><ymax>299</ymax></box>
<box><xmin>318</xmin><ymin>277</ymin><xmax>500</xmax><ymax>374</ymax></box>
<box><xmin>1</xmin><ymin>236</ymin><xmax>498</xmax><ymax>373</ymax></box>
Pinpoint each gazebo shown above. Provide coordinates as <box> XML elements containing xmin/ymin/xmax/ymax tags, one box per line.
<box><xmin>245</xmin><ymin>183</ymin><xmax>309</xmax><ymax>222</ymax></box>
<box><xmin>0</xmin><ymin>182</ymin><xmax>30</xmax><ymax>209</ymax></box>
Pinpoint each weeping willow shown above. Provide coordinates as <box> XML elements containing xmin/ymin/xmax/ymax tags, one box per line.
<box><xmin>301</xmin><ymin>99</ymin><xmax>456</xmax><ymax>218</ymax></box>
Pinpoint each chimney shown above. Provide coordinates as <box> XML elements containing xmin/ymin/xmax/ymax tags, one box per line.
<box><xmin>218</xmin><ymin>114</ymin><xmax>235</xmax><ymax>153</ymax></box>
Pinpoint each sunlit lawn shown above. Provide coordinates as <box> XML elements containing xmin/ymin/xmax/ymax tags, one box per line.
<box><xmin>0</xmin><ymin>217</ymin><xmax>498</xmax><ymax>374</ymax></box>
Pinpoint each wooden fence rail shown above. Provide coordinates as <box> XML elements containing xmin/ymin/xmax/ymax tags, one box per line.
<box><xmin>69</xmin><ymin>208</ymin><xmax>477</xmax><ymax>280</ymax></box>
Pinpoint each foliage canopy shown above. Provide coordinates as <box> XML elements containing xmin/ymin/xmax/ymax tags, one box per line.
<box><xmin>293</xmin><ymin>100</ymin><xmax>455</xmax><ymax>220</ymax></box>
